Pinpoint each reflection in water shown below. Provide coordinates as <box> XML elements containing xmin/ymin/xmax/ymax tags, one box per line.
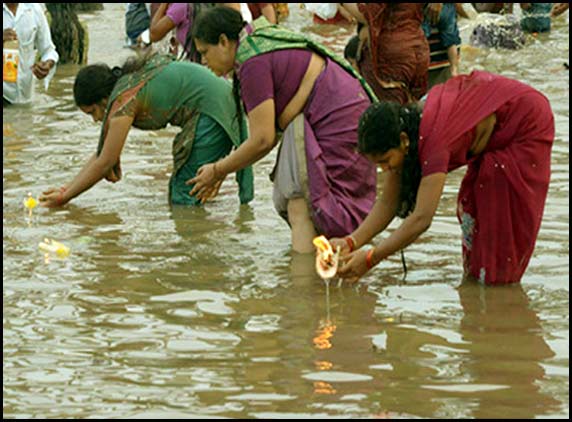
<box><xmin>457</xmin><ymin>282</ymin><xmax>558</xmax><ymax>419</ymax></box>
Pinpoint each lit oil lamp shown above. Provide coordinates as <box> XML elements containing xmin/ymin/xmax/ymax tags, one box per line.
<box><xmin>313</xmin><ymin>235</ymin><xmax>340</xmax><ymax>280</ymax></box>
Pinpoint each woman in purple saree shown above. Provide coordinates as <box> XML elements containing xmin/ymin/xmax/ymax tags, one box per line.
<box><xmin>188</xmin><ymin>8</ymin><xmax>377</xmax><ymax>252</ymax></box>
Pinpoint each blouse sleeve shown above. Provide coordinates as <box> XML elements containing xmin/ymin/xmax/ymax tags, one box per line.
<box><xmin>166</xmin><ymin>3</ymin><xmax>189</xmax><ymax>26</ymax></box>
<box><xmin>420</xmin><ymin>144</ymin><xmax>450</xmax><ymax>177</ymax></box>
<box><xmin>238</xmin><ymin>55</ymin><xmax>275</xmax><ymax>114</ymax></box>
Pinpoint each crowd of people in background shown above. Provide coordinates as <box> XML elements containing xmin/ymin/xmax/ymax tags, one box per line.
<box><xmin>3</xmin><ymin>3</ymin><xmax>569</xmax><ymax>286</ymax></box>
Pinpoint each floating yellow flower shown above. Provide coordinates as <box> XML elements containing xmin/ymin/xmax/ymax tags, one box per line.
<box><xmin>23</xmin><ymin>193</ymin><xmax>38</xmax><ymax>210</ymax></box>
<box><xmin>38</xmin><ymin>238</ymin><xmax>70</xmax><ymax>258</ymax></box>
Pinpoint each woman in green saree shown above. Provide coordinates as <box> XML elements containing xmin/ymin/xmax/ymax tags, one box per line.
<box><xmin>39</xmin><ymin>53</ymin><xmax>253</xmax><ymax>208</ymax></box>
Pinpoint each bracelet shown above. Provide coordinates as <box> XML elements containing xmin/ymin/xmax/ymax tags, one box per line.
<box><xmin>366</xmin><ymin>248</ymin><xmax>376</xmax><ymax>270</ymax></box>
<box><xmin>345</xmin><ymin>235</ymin><xmax>356</xmax><ymax>252</ymax></box>
<box><xmin>57</xmin><ymin>186</ymin><xmax>67</xmax><ymax>205</ymax></box>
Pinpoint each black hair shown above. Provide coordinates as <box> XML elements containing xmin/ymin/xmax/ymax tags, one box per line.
<box><xmin>73</xmin><ymin>64</ymin><xmax>118</xmax><ymax>107</ymax></box>
<box><xmin>180</xmin><ymin>3</ymin><xmax>217</xmax><ymax>62</ymax></box>
<box><xmin>358</xmin><ymin>101</ymin><xmax>423</xmax><ymax>218</ymax></box>
<box><xmin>73</xmin><ymin>52</ymin><xmax>153</xmax><ymax>107</ymax></box>
<box><xmin>344</xmin><ymin>35</ymin><xmax>360</xmax><ymax>61</ymax></box>
<box><xmin>193</xmin><ymin>6</ymin><xmax>247</xmax><ymax>124</ymax></box>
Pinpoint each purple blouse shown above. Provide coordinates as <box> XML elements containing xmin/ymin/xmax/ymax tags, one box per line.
<box><xmin>238</xmin><ymin>49</ymin><xmax>313</xmax><ymax>118</ymax></box>
<box><xmin>166</xmin><ymin>3</ymin><xmax>192</xmax><ymax>53</ymax></box>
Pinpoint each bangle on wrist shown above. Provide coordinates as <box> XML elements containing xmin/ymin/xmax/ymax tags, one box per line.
<box><xmin>345</xmin><ymin>235</ymin><xmax>356</xmax><ymax>252</ymax></box>
<box><xmin>366</xmin><ymin>248</ymin><xmax>376</xmax><ymax>270</ymax></box>
<box><xmin>57</xmin><ymin>186</ymin><xmax>67</xmax><ymax>204</ymax></box>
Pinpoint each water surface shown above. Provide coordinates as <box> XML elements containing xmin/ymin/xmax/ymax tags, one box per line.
<box><xmin>3</xmin><ymin>4</ymin><xmax>569</xmax><ymax>419</ymax></box>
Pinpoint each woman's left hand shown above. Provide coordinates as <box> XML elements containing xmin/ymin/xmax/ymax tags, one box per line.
<box><xmin>39</xmin><ymin>187</ymin><xmax>66</xmax><ymax>208</ymax></box>
<box><xmin>187</xmin><ymin>163</ymin><xmax>219</xmax><ymax>202</ymax></box>
<box><xmin>337</xmin><ymin>249</ymin><xmax>370</xmax><ymax>284</ymax></box>
<box><xmin>105</xmin><ymin>161</ymin><xmax>122</xmax><ymax>183</ymax></box>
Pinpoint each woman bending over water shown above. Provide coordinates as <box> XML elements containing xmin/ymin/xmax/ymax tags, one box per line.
<box><xmin>40</xmin><ymin>53</ymin><xmax>253</xmax><ymax>208</ymax></box>
<box><xmin>334</xmin><ymin>71</ymin><xmax>554</xmax><ymax>285</ymax></box>
<box><xmin>189</xmin><ymin>7</ymin><xmax>378</xmax><ymax>253</ymax></box>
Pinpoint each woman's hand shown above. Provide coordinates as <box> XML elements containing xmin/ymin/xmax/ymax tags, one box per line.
<box><xmin>104</xmin><ymin>161</ymin><xmax>122</xmax><ymax>183</ymax></box>
<box><xmin>39</xmin><ymin>187</ymin><xmax>67</xmax><ymax>208</ymax></box>
<box><xmin>329</xmin><ymin>237</ymin><xmax>353</xmax><ymax>258</ymax></box>
<box><xmin>187</xmin><ymin>163</ymin><xmax>224</xmax><ymax>203</ymax></box>
<box><xmin>337</xmin><ymin>249</ymin><xmax>371</xmax><ymax>284</ymax></box>
<box><xmin>199</xmin><ymin>178</ymin><xmax>224</xmax><ymax>203</ymax></box>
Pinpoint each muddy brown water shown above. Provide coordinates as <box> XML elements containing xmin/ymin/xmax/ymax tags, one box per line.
<box><xmin>3</xmin><ymin>4</ymin><xmax>569</xmax><ymax>418</ymax></box>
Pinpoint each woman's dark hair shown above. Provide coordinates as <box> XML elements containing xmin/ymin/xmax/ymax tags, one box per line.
<box><xmin>193</xmin><ymin>6</ymin><xmax>247</xmax><ymax>124</ymax></box>
<box><xmin>73</xmin><ymin>53</ymin><xmax>153</xmax><ymax>107</ymax></box>
<box><xmin>344</xmin><ymin>35</ymin><xmax>360</xmax><ymax>61</ymax></box>
<box><xmin>180</xmin><ymin>3</ymin><xmax>216</xmax><ymax>62</ymax></box>
<box><xmin>358</xmin><ymin>101</ymin><xmax>423</xmax><ymax>218</ymax></box>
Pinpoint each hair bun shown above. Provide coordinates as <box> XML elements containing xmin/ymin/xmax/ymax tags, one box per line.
<box><xmin>111</xmin><ymin>66</ymin><xmax>123</xmax><ymax>78</ymax></box>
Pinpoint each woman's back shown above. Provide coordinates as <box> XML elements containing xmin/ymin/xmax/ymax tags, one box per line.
<box><xmin>134</xmin><ymin>62</ymin><xmax>240</xmax><ymax>141</ymax></box>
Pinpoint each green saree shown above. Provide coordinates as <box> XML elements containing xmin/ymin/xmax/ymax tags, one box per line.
<box><xmin>97</xmin><ymin>54</ymin><xmax>253</xmax><ymax>205</ymax></box>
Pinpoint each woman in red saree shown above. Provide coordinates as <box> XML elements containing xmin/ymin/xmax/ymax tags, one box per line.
<box><xmin>333</xmin><ymin>71</ymin><xmax>555</xmax><ymax>285</ymax></box>
<box><xmin>348</xmin><ymin>3</ymin><xmax>430</xmax><ymax>105</ymax></box>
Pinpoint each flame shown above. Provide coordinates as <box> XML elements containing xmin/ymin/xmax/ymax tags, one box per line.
<box><xmin>313</xmin><ymin>236</ymin><xmax>339</xmax><ymax>280</ymax></box>
<box><xmin>315</xmin><ymin>360</ymin><xmax>334</xmax><ymax>371</ymax></box>
<box><xmin>313</xmin><ymin>381</ymin><xmax>337</xmax><ymax>395</ymax></box>
<box><xmin>313</xmin><ymin>320</ymin><xmax>337</xmax><ymax>350</ymax></box>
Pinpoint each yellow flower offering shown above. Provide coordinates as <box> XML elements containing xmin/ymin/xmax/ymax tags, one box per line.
<box><xmin>23</xmin><ymin>193</ymin><xmax>38</xmax><ymax>210</ymax></box>
<box><xmin>38</xmin><ymin>238</ymin><xmax>71</xmax><ymax>259</ymax></box>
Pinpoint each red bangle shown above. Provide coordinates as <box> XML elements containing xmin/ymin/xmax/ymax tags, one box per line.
<box><xmin>345</xmin><ymin>236</ymin><xmax>356</xmax><ymax>252</ymax></box>
<box><xmin>57</xmin><ymin>186</ymin><xmax>67</xmax><ymax>204</ymax></box>
<box><xmin>366</xmin><ymin>248</ymin><xmax>376</xmax><ymax>270</ymax></box>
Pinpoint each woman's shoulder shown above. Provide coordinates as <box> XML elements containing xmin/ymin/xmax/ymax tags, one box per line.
<box><xmin>243</xmin><ymin>48</ymin><xmax>312</xmax><ymax>66</ymax></box>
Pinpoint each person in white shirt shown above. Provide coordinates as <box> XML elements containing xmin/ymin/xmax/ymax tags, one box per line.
<box><xmin>3</xmin><ymin>3</ymin><xmax>59</xmax><ymax>105</ymax></box>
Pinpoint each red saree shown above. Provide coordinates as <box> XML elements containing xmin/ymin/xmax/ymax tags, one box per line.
<box><xmin>358</xmin><ymin>3</ymin><xmax>429</xmax><ymax>104</ymax></box>
<box><xmin>419</xmin><ymin>71</ymin><xmax>555</xmax><ymax>284</ymax></box>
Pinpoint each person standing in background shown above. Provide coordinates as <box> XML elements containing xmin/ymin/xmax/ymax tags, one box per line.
<box><xmin>125</xmin><ymin>3</ymin><xmax>151</xmax><ymax>48</ymax></box>
<box><xmin>423</xmin><ymin>3</ymin><xmax>464</xmax><ymax>89</ymax></box>
<box><xmin>150</xmin><ymin>3</ymin><xmax>242</xmax><ymax>63</ymax></box>
<box><xmin>247</xmin><ymin>3</ymin><xmax>278</xmax><ymax>24</ymax></box>
<box><xmin>3</xmin><ymin>3</ymin><xmax>59</xmax><ymax>105</ymax></box>
<box><xmin>344</xmin><ymin>3</ymin><xmax>430</xmax><ymax>105</ymax></box>
<box><xmin>520</xmin><ymin>3</ymin><xmax>571</xmax><ymax>36</ymax></box>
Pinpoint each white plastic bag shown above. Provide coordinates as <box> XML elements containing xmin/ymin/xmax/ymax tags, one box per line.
<box><xmin>304</xmin><ymin>3</ymin><xmax>338</xmax><ymax>20</ymax></box>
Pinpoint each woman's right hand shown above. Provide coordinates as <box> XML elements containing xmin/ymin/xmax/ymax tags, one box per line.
<box><xmin>188</xmin><ymin>163</ymin><xmax>224</xmax><ymax>203</ymax></box>
<box><xmin>39</xmin><ymin>187</ymin><xmax>67</xmax><ymax>208</ymax></box>
<box><xmin>329</xmin><ymin>237</ymin><xmax>352</xmax><ymax>257</ymax></box>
